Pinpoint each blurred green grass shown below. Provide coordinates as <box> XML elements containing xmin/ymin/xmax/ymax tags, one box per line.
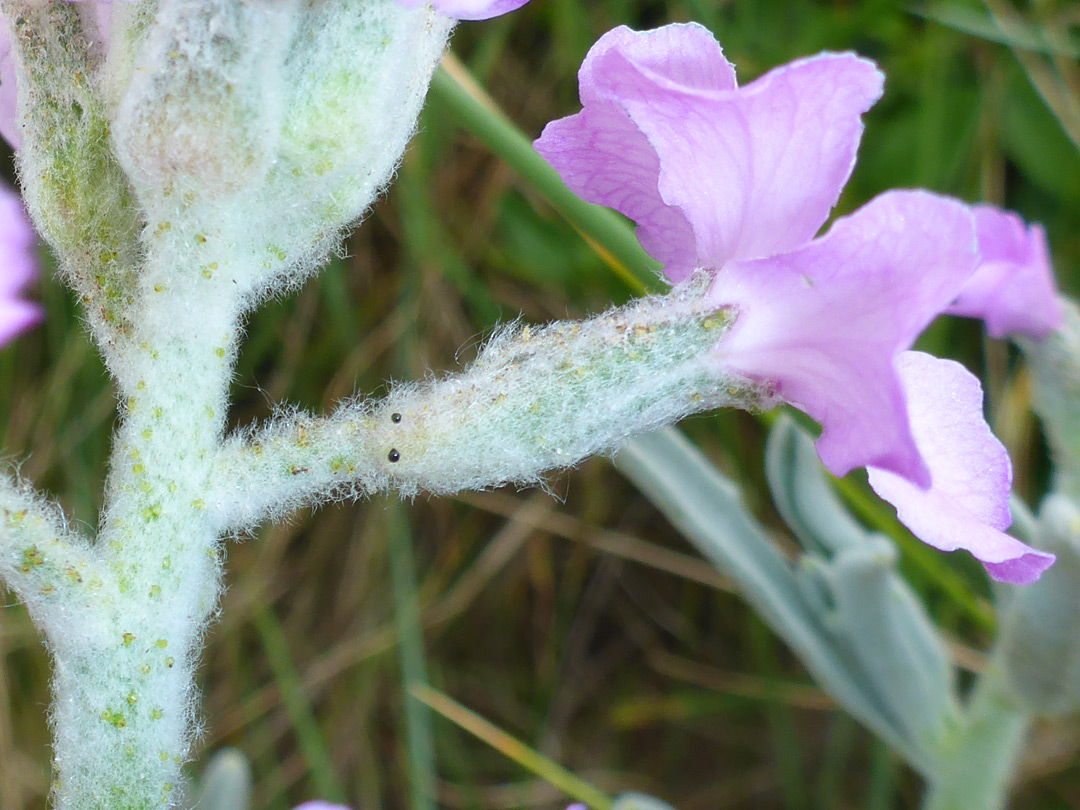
<box><xmin>2</xmin><ymin>1</ymin><xmax>1080</xmax><ymax>809</ymax></box>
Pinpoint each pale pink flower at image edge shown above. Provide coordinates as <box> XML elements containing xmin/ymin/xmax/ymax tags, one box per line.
<box><xmin>394</xmin><ymin>0</ymin><xmax>531</xmax><ymax>21</ymax></box>
<box><xmin>535</xmin><ymin>22</ymin><xmax>1059</xmax><ymax>583</ymax></box>
<box><xmin>293</xmin><ymin>803</ymin><xmax>353</xmax><ymax>810</ymax></box>
<box><xmin>0</xmin><ymin>186</ymin><xmax>41</xmax><ymax>346</ymax></box>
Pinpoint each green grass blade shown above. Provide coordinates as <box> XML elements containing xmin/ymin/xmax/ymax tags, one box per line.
<box><xmin>430</xmin><ymin>55</ymin><xmax>660</xmax><ymax>293</ymax></box>
<box><xmin>747</xmin><ymin>619</ymin><xmax>808</xmax><ymax>810</ymax></box>
<box><xmin>254</xmin><ymin>606</ymin><xmax>346</xmax><ymax>804</ymax></box>
<box><xmin>386</xmin><ymin>503</ymin><xmax>438</xmax><ymax>810</ymax></box>
<box><xmin>411</xmin><ymin>683</ymin><xmax>614</xmax><ymax>810</ymax></box>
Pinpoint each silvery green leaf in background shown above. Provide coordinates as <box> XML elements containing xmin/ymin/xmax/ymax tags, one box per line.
<box><xmin>1021</xmin><ymin>300</ymin><xmax>1080</xmax><ymax>503</ymax></box>
<box><xmin>998</xmin><ymin>494</ymin><xmax>1080</xmax><ymax>716</ymax></box>
<box><xmin>766</xmin><ymin>416</ymin><xmax>958</xmax><ymax>750</ymax></box>
<box><xmin>194</xmin><ymin>749</ymin><xmax>253</xmax><ymax>810</ymax></box>
<box><xmin>811</xmin><ymin>538</ymin><xmax>959</xmax><ymax>751</ymax></box>
<box><xmin>613</xmin><ymin>792</ymin><xmax>680</xmax><ymax>810</ymax></box>
<box><xmin>765</xmin><ymin>414</ymin><xmax>869</xmax><ymax>555</ymax></box>
<box><xmin>614</xmin><ymin>427</ymin><xmax>933</xmax><ymax>773</ymax></box>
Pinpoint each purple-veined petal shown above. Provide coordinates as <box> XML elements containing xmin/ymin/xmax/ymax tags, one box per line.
<box><xmin>0</xmin><ymin>184</ymin><xmax>41</xmax><ymax>345</ymax></box>
<box><xmin>707</xmin><ymin>190</ymin><xmax>979</xmax><ymax>485</ymax></box>
<box><xmin>947</xmin><ymin>205</ymin><xmax>1063</xmax><ymax>340</ymax></box>
<box><xmin>535</xmin><ymin>24</ymin><xmax>735</xmax><ymax>281</ymax></box>
<box><xmin>626</xmin><ymin>51</ymin><xmax>884</xmax><ymax>271</ymax></box>
<box><xmin>394</xmin><ymin>0</ymin><xmax>531</xmax><ymax>20</ymax></box>
<box><xmin>535</xmin><ymin>101</ymin><xmax>698</xmax><ymax>279</ymax></box>
<box><xmin>867</xmin><ymin>351</ymin><xmax>1055</xmax><ymax>584</ymax></box>
<box><xmin>292</xmin><ymin>803</ymin><xmax>353</xmax><ymax>810</ymax></box>
<box><xmin>537</xmin><ymin>24</ymin><xmax>883</xmax><ymax>279</ymax></box>
<box><xmin>577</xmin><ymin>23</ymin><xmax>739</xmax><ymax>105</ymax></box>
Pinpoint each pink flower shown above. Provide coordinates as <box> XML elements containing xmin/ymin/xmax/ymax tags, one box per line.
<box><xmin>535</xmin><ymin>23</ymin><xmax>1052</xmax><ymax>583</ymax></box>
<box><xmin>292</xmin><ymin>804</ymin><xmax>353</xmax><ymax>810</ymax></box>
<box><xmin>394</xmin><ymin>0</ymin><xmax>531</xmax><ymax>20</ymax></box>
<box><xmin>948</xmin><ymin>205</ymin><xmax>1063</xmax><ymax>340</ymax></box>
<box><xmin>0</xmin><ymin>184</ymin><xmax>41</xmax><ymax>346</ymax></box>
<box><xmin>706</xmin><ymin>190</ymin><xmax>977</xmax><ymax>485</ymax></box>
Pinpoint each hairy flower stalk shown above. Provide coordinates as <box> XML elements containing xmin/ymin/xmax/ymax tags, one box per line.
<box><xmin>206</xmin><ymin>277</ymin><xmax>755</xmax><ymax>531</ymax></box>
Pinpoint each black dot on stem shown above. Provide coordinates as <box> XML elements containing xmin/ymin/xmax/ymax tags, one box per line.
<box><xmin>388</xmin><ymin>449</ymin><xmax>401</xmax><ymax>463</ymax></box>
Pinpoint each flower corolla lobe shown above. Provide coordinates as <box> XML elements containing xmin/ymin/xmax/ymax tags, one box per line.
<box><xmin>535</xmin><ymin>24</ymin><xmax>885</xmax><ymax>280</ymax></box>
<box><xmin>868</xmin><ymin>352</ymin><xmax>1055</xmax><ymax>584</ymax></box>
<box><xmin>949</xmin><ymin>205</ymin><xmax>1063</xmax><ymax>340</ymax></box>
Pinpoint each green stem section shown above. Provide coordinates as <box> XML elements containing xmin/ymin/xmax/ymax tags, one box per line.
<box><xmin>920</xmin><ymin>665</ymin><xmax>1031</xmax><ymax>810</ymax></box>
<box><xmin>2</xmin><ymin>0</ymin><xmax>143</xmax><ymax>347</ymax></box>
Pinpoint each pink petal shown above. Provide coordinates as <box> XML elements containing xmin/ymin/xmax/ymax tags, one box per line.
<box><xmin>535</xmin><ymin>24</ymin><xmax>736</xmax><ymax>281</ymax></box>
<box><xmin>868</xmin><ymin>352</ymin><xmax>1054</xmax><ymax>584</ymax></box>
<box><xmin>0</xmin><ymin>186</ymin><xmax>37</xmax><ymax>294</ymax></box>
<box><xmin>395</xmin><ymin>0</ymin><xmax>531</xmax><ymax>19</ymax></box>
<box><xmin>535</xmin><ymin>102</ymin><xmax>698</xmax><ymax>279</ymax></box>
<box><xmin>292</xmin><ymin>804</ymin><xmax>353</xmax><ymax>810</ymax></box>
<box><xmin>707</xmin><ymin>190</ymin><xmax>979</xmax><ymax>485</ymax></box>
<box><xmin>0</xmin><ymin>184</ymin><xmax>40</xmax><ymax>346</ymax></box>
<box><xmin>947</xmin><ymin>205</ymin><xmax>1063</xmax><ymax>340</ymax></box>
<box><xmin>0</xmin><ymin>297</ymin><xmax>42</xmax><ymax>346</ymax></box>
<box><xmin>558</xmin><ymin>24</ymin><xmax>882</xmax><ymax>275</ymax></box>
<box><xmin>577</xmin><ymin>24</ymin><xmax>739</xmax><ymax>106</ymax></box>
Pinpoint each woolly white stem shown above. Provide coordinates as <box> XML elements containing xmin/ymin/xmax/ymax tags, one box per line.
<box><xmin>206</xmin><ymin>278</ymin><xmax>764</xmax><ymax>533</ymax></box>
<box><xmin>2</xmin><ymin>0</ymin><xmax>144</xmax><ymax>360</ymax></box>
<box><xmin>0</xmin><ymin>479</ymin><xmax>107</xmax><ymax>625</ymax></box>
<box><xmin>46</xmin><ymin>259</ymin><xmax>242</xmax><ymax>809</ymax></box>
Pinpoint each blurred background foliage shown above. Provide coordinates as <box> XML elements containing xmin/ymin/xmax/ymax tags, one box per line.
<box><xmin>2</xmin><ymin>0</ymin><xmax>1080</xmax><ymax>808</ymax></box>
